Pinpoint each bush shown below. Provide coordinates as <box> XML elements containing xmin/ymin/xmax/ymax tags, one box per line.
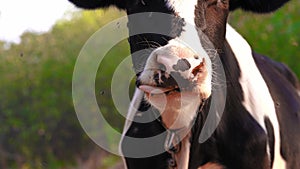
<box><xmin>0</xmin><ymin>9</ymin><xmax>127</xmax><ymax>168</ymax></box>
<box><xmin>229</xmin><ymin>0</ymin><xmax>300</xmax><ymax>76</ymax></box>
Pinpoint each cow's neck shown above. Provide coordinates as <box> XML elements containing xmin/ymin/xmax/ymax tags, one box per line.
<box><xmin>225</xmin><ymin>24</ymin><xmax>286</xmax><ymax>169</ymax></box>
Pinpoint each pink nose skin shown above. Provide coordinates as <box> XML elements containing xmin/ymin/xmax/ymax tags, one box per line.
<box><xmin>139</xmin><ymin>85</ymin><xmax>175</xmax><ymax>94</ymax></box>
<box><xmin>137</xmin><ymin>47</ymin><xmax>212</xmax><ymax>130</ymax></box>
<box><xmin>156</xmin><ymin>55</ymin><xmax>176</xmax><ymax>74</ymax></box>
<box><xmin>156</xmin><ymin>54</ymin><xmax>196</xmax><ymax>81</ymax></box>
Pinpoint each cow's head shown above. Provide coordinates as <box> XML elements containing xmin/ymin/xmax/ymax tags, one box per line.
<box><xmin>69</xmin><ymin>0</ymin><xmax>289</xmax><ymax>129</ymax></box>
<box><xmin>69</xmin><ymin>0</ymin><xmax>290</xmax><ymax>57</ymax></box>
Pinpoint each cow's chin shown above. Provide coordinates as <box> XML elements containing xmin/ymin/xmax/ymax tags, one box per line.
<box><xmin>139</xmin><ymin>85</ymin><xmax>205</xmax><ymax>130</ymax></box>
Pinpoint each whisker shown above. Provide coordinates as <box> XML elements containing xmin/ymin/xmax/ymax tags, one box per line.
<box><xmin>161</xmin><ymin>36</ymin><xmax>170</xmax><ymax>43</ymax></box>
<box><xmin>136</xmin><ymin>41</ymin><xmax>160</xmax><ymax>48</ymax></box>
<box><xmin>144</xmin><ymin>39</ymin><xmax>163</xmax><ymax>48</ymax></box>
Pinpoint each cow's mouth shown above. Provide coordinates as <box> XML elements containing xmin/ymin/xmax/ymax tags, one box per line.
<box><xmin>139</xmin><ymin>85</ymin><xmax>181</xmax><ymax>95</ymax></box>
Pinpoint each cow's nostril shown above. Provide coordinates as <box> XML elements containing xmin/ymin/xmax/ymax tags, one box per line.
<box><xmin>154</xmin><ymin>73</ymin><xmax>160</xmax><ymax>84</ymax></box>
<box><xmin>158</xmin><ymin>63</ymin><xmax>167</xmax><ymax>72</ymax></box>
<box><xmin>136</xmin><ymin>79</ymin><xmax>141</xmax><ymax>88</ymax></box>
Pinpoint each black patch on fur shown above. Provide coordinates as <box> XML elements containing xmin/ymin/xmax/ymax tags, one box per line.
<box><xmin>189</xmin><ymin>42</ymin><xmax>271</xmax><ymax>169</ymax></box>
<box><xmin>264</xmin><ymin>117</ymin><xmax>275</xmax><ymax>167</ymax></box>
<box><xmin>126</xmin><ymin>0</ymin><xmax>185</xmax><ymax>74</ymax></box>
<box><xmin>154</xmin><ymin>73</ymin><xmax>160</xmax><ymax>85</ymax></box>
<box><xmin>254</xmin><ymin>52</ymin><xmax>300</xmax><ymax>168</ymax></box>
<box><xmin>122</xmin><ymin>105</ymin><xmax>171</xmax><ymax>169</ymax></box>
<box><xmin>172</xmin><ymin>59</ymin><xmax>191</xmax><ymax>72</ymax></box>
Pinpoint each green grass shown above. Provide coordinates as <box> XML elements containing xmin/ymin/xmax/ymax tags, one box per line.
<box><xmin>229</xmin><ymin>0</ymin><xmax>300</xmax><ymax>77</ymax></box>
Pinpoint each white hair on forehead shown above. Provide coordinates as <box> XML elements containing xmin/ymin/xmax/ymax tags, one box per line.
<box><xmin>166</xmin><ymin>0</ymin><xmax>198</xmax><ymax>24</ymax></box>
<box><xmin>165</xmin><ymin>0</ymin><xmax>212</xmax><ymax>80</ymax></box>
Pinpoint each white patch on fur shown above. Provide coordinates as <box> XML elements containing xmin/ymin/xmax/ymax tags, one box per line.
<box><xmin>166</xmin><ymin>0</ymin><xmax>196</xmax><ymax>24</ymax></box>
<box><xmin>166</xmin><ymin>0</ymin><xmax>212</xmax><ymax>77</ymax></box>
<box><xmin>226</xmin><ymin>24</ymin><xmax>286</xmax><ymax>169</ymax></box>
<box><xmin>155</xmin><ymin>43</ymin><xmax>203</xmax><ymax>78</ymax></box>
<box><xmin>162</xmin><ymin>0</ymin><xmax>213</xmax><ymax>109</ymax></box>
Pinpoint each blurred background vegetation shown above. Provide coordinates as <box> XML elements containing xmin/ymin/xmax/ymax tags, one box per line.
<box><xmin>0</xmin><ymin>0</ymin><xmax>299</xmax><ymax>168</ymax></box>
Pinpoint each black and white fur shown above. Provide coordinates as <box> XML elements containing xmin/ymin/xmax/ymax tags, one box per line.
<box><xmin>69</xmin><ymin>0</ymin><xmax>300</xmax><ymax>168</ymax></box>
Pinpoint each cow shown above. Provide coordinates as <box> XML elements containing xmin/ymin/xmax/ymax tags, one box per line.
<box><xmin>69</xmin><ymin>0</ymin><xmax>300</xmax><ymax>169</ymax></box>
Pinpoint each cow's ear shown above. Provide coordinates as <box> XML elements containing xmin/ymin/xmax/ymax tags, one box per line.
<box><xmin>229</xmin><ymin>0</ymin><xmax>290</xmax><ymax>13</ymax></box>
<box><xmin>68</xmin><ymin>0</ymin><xmax>126</xmax><ymax>10</ymax></box>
